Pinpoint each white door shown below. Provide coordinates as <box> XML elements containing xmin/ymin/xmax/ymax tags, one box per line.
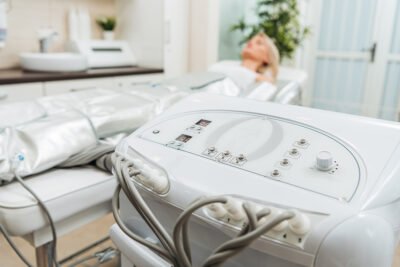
<box><xmin>375</xmin><ymin>1</ymin><xmax>400</xmax><ymax>121</ymax></box>
<box><xmin>304</xmin><ymin>0</ymin><xmax>400</xmax><ymax>120</ymax></box>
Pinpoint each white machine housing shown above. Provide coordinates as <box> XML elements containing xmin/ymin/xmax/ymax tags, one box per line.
<box><xmin>112</xmin><ymin>93</ymin><xmax>400</xmax><ymax>267</ymax></box>
<box><xmin>68</xmin><ymin>40</ymin><xmax>137</xmax><ymax>68</ymax></box>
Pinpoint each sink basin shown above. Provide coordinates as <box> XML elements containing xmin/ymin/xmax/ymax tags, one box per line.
<box><xmin>20</xmin><ymin>53</ymin><xmax>88</xmax><ymax>72</ymax></box>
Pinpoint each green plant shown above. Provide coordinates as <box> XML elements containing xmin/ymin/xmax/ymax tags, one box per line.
<box><xmin>231</xmin><ymin>0</ymin><xmax>310</xmax><ymax>60</ymax></box>
<box><xmin>96</xmin><ymin>16</ymin><xmax>116</xmax><ymax>31</ymax></box>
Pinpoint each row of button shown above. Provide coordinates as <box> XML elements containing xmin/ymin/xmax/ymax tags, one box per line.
<box><xmin>270</xmin><ymin>139</ymin><xmax>309</xmax><ymax>177</ymax></box>
<box><xmin>203</xmin><ymin>147</ymin><xmax>247</xmax><ymax>166</ymax></box>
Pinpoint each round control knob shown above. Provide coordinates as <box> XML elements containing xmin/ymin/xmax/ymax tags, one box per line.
<box><xmin>289</xmin><ymin>148</ymin><xmax>299</xmax><ymax>156</ymax></box>
<box><xmin>237</xmin><ymin>154</ymin><xmax>246</xmax><ymax>162</ymax></box>
<box><xmin>271</xmin><ymin>169</ymin><xmax>280</xmax><ymax>177</ymax></box>
<box><xmin>280</xmin><ymin>158</ymin><xmax>290</xmax><ymax>166</ymax></box>
<box><xmin>223</xmin><ymin>150</ymin><xmax>231</xmax><ymax>157</ymax></box>
<box><xmin>316</xmin><ymin>151</ymin><xmax>334</xmax><ymax>171</ymax></box>
<box><xmin>208</xmin><ymin>146</ymin><xmax>216</xmax><ymax>153</ymax></box>
<box><xmin>298</xmin><ymin>138</ymin><xmax>307</xmax><ymax>145</ymax></box>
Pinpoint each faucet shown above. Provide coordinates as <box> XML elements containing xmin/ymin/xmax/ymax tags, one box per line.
<box><xmin>38</xmin><ymin>28</ymin><xmax>58</xmax><ymax>53</ymax></box>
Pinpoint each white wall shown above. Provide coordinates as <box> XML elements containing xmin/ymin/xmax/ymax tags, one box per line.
<box><xmin>188</xmin><ymin>0</ymin><xmax>220</xmax><ymax>72</ymax></box>
<box><xmin>116</xmin><ymin>0</ymin><xmax>164</xmax><ymax>68</ymax></box>
<box><xmin>0</xmin><ymin>0</ymin><xmax>116</xmax><ymax>69</ymax></box>
<box><xmin>117</xmin><ymin>0</ymin><xmax>189</xmax><ymax>77</ymax></box>
<box><xmin>164</xmin><ymin>0</ymin><xmax>190</xmax><ymax>77</ymax></box>
<box><xmin>117</xmin><ymin>0</ymin><xmax>223</xmax><ymax>75</ymax></box>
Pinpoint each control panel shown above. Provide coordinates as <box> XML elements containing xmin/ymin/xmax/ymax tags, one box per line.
<box><xmin>139</xmin><ymin>111</ymin><xmax>362</xmax><ymax>201</ymax></box>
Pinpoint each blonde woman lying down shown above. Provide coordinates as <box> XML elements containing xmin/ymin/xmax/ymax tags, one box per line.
<box><xmin>209</xmin><ymin>33</ymin><xmax>280</xmax><ymax>100</ymax></box>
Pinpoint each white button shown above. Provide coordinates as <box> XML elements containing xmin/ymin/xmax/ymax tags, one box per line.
<box><xmin>271</xmin><ymin>169</ymin><xmax>280</xmax><ymax>177</ymax></box>
<box><xmin>280</xmin><ymin>158</ymin><xmax>290</xmax><ymax>166</ymax></box>
<box><xmin>316</xmin><ymin>151</ymin><xmax>334</xmax><ymax>171</ymax></box>
<box><xmin>298</xmin><ymin>139</ymin><xmax>307</xmax><ymax>145</ymax></box>
<box><xmin>237</xmin><ymin>154</ymin><xmax>246</xmax><ymax>161</ymax></box>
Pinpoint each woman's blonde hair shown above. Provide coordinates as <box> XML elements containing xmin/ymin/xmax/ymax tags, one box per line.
<box><xmin>257</xmin><ymin>32</ymin><xmax>280</xmax><ymax>83</ymax></box>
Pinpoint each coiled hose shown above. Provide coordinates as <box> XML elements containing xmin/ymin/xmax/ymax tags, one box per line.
<box><xmin>111</xmin><ymin>153</ymin><xmax>295</xmax><ymax>267</ymax></box>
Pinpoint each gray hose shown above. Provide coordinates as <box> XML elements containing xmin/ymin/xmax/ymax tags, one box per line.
<box><xmin>202</xmin><ymin>211</ymin><xmax>295</xmax><ymax>267</ymax></box>
<box><xmin>112</xmin><ymin>154</ymin><xmax>179</xmax><ymax>266</ymax></box>
<box><xmin>60</xmin><ymin>143</ymin><xmax>114</xmax><ymax>169</ymax></box>
<box><xmin>112</xmin><ymin>152</ymin><xmax>296</xmax><ymax>267</ymax></box>
<box><xmin>172</xmin><ymin>197</ymin><xmax>228</xmax><ymax>267</ymax></box>
<box><xmin>95</xmin><ymin>153</ymin><xmax>113</xmax><ymax>172</ymax></box>
<box><xmin>200</xmin><ymin>204</ymin><xmax>269</xmax><ymax>267</ymax></box>
<box><xmin>117</xmin><ymin>155</ymin><xmax>177</xmax><ymax>259</ymax></box>
<box><xmin>14</xmin><ymin>174</ymin><xmax>60</xmax><ymax>267</ymax></box>
<box><xmin>242</xmin><ymin>203</ymin><xmax>257</xmax><ymax>232</ymax></box>
<box><xmin>237</xmin><ymin>208</ymin><xmax>271</xmax><ymax>237</ymax></box>
<box><xmin>111</xmin><ymin>185</ymin><xmax>174</xmax><ymax>261</ymax></box>
<box><xmin>0</xmin><ymin>224</ymin><xmax>33</xmax><ymax>267</ymax></box>
<box><xmin>114</xmin><ymin>158</ymin><xmax>174</xmax><ymax>258</ymax></box>
<box><xmin>0</xmin><ymin>143</ymin><xmax>114</xmax><ymax>267</ymax></box>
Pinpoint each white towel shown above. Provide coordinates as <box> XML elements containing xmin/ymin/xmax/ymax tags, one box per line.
<box><xmin>209</xmin><ymin>61</ymin><xmax>277</xmax><ymax>101</ymax></box>
<box><xmin>245</xmin><ymin>82</ymin><xmax>277</xmax><ymax>101</ymax></box>
<box><xmin>209</xmin><ymin>61</ymin><xmax>257</xmax><ymax>90</ymax></box>
<box><xmin>0</xmin><ymin>1</ymin><xmax>7</xmax><ymax>48</ymax></box>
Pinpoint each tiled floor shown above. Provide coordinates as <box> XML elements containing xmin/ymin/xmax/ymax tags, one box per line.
<box><xmin>1</xmin><ymin>214</ymin><xmax>400</xmax><ymax>266</ymax></box>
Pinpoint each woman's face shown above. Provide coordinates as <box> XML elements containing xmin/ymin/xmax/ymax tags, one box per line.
<box><xmin>241</xmin><ymin>34</ymin><xmax>269</xmax><ymax>64</ymax></box>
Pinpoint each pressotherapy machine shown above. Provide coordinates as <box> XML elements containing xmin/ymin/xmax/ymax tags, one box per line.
<box><xmin>110</xmin><ymin>93</ymin><xmax>400</xmax><ymax>267</ymax></box>
<box><xmin>0</xmin><ymin>72</ymin><xmax>283</xmax><ymax>266</ymax></box>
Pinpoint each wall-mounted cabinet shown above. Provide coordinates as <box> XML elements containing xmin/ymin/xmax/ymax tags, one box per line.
<box><xmin>0</xmin><ymin>83</ymin><xmax>43</xmax><ymax>103</ymax></box>
<box><xmin>0</xmin><ymin>73</ymin><xmax>165</xmax><ymax>102</ymax></box>
<box><xmin>44</xmin><ymin>78</ymin><xmax>115</xmax><ymax>96</ymax></box>
<box><xmin>114</xmin><ymin>74</ymin><xmax>164</xmax><ymax>89</ymax></box>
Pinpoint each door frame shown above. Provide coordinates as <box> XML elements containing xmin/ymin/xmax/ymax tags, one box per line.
<box><xmin>302</xmin><ymin>0</ymin><xmax>398</xmax><ymax>118</ymax></box>
<box><xmin>361</xmin><ymin>0</ymin><xmax>398</xmax><ymax>117</ymax></box>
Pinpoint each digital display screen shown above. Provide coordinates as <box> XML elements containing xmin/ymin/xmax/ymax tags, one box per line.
<box><xmin>176</xmin><ymin>134</ymin><xmax>192</xmax><ymax>143</ymax></box>
<box><xmin>195</xmin><ymin>119</ymin><xmax>212</xmax><ymax>127</ymax></box>
<box><xmin>92</xmin><ymin>48</ymin><xmax>123</xmax><ymax>52</ymax></box>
